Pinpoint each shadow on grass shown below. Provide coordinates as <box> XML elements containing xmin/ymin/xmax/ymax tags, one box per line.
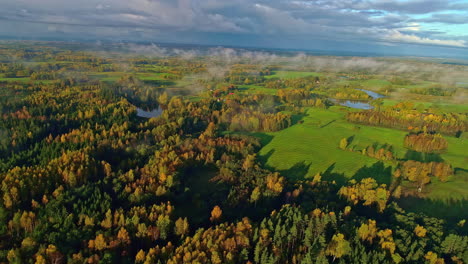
<box><xmin>404</xmin><ymin>150</ymin><xmax>444</xmax><ymax>163</ymax></box>
<box><xmin>320</xmin><ymin>162</ymin><xmax>393</xmax><ymax>186</ymax></box>
<box><xmin>250</xmin><ymin>132</ymin><xmax>274</xmax><ymax>147</ymax></box>
<box><xmin>257</xmin><ymin>149</ymin><xmax>275</xmax><ymax>167</ymax></box>
<box><xmin>276</xmin><ymin>161</ymin><xmax>311</xmax><ymax>181</ymax></box>
<box><xmin>320</xmin><ymin>119</ymin><xmax>336</xmax><ymax>128</ymax></box>
<box><xmin>291</xmin><ymin>114</ymin><xmax>306</xmax><ymax>125</ymax></box>
<box><xmin>353</xmin><ymin>161</ymin><xmax>393</xmax><ymax>185</ymax></box>
<box><xmin>321</xmin><ymin>163</ymin><xmax>348</xmax><ymax>186</ymax></box>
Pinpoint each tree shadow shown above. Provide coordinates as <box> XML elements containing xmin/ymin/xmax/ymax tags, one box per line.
<box><xmin>321</xmin><ymin>163</ymin><xmax>348</xmax><ymax>186</ymax></box>
<box><xmin>353</xmin><ymin>161</ymin><xmax>393</xmax><ymax>185</ymax></box>
<box><xmin>250</xmin><ymin>132</ymin><xmax>274</xmax><ymax>147</ymax></box>
<box><xmin>276</xmin><ymin>161</ymin><xmax>311</xmax><ymax>181</ymax></box>
<box><xmin>454</xmin><ymin>167</ymin><xmax>468</xmax><ymax>175</ymax></box>
<box><xmin>291</xmin><ymin>114</ymin><xmax>306</xmax><ymax>125</ymax></box>
<box><xmin>258</xmin><ymin>148</ymin><xmax>275</xmax><ymax>166</ymax></box>
<box><xmin>320</xmin><ymin>119</ymin><xmax>336</xmax><ymax>128</ymax></box>
<box><xmin>403</xmin><ymin>150</ymin><xmax>444</xmax><ymax>163</ymax></box>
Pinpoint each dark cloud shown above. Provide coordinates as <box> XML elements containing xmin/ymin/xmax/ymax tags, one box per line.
<box><xmin>0</xmin><ymin>0</ymin><xmax>466</xmax><ymax>51</ymax></box>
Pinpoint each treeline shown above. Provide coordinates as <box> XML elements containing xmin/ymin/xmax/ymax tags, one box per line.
<box><xmin>264</xmin><ymin>76</ymin><xmax>320</xmax><ymax>90</ymax></box>
<box><xmin>227</xmin><ymin>111</ymin><xmax>291</xmax><ymax>132</ymax></box>
<box><xmin>224</xmin><ymin>64</ymin><xmax>272</xmax><ymax>85</ymax></box>
<box><xmin>277</xmin><ymin>89</ymin><xmax>329</xmax><ymax>107</ymax></box>
<box><xmin>410</xmin><ymin>86</ymin><xmax>456</xmax><ymax>97</ymax></box>
<box><xmin>328</xmin><ymin>87</ymin><xmax>370</xmax><ymax>100</ymax></box>
<box><xmin>347</xmin><ymin>108</ymin><xmax>467</xmax><ymax>136</ymax></box>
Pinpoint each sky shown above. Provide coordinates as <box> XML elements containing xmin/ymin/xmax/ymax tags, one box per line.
<box><xmin>1</xmin><ymin>0</ymin><xmax>468</xmax><ymax>58</ymax></box>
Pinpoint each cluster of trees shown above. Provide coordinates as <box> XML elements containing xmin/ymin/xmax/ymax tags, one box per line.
<box><xmin>410</xmin><ymin>86</ymin><xmax>456</xmax><ymax>97</ymax></box>
<box><xmin>224</xmin><ymin>65</ymin><xmax>271</xmax><ymax>85</ymax></box>
<box><xmin>328</xmin><ymin>88</ymin><xmax>370</xmax><ymax>100</ymax></box>
<box><xmin>339</xmin><ymin>139</ymin><xmax>395</xmax><ymax>161</ymax></box>
<box><xmin>227</xmin><ymin>111</ymin><xmax>291</xmax><ymax>132</ymax></box>
<box><xmin>277</xmin><ymin>89</ymin><xmax>328</xmax><ymax>107</ymax></box>
<box><xmin>339</xmin><ymin>178</ymin><xmax>390</xmax><ymax>212</ymax></box>
<box><xmin>132</xmin><ymin>58</ymin><xmax>206</xmax><ymax>76</ymax></box>
<box><xmin>363</xmin><ymin>145</ymin><xmax>395</xmax><ymax>161</ymax></box>
<box><xmin>347</xmin><ymin>107</ymin><xmax>467</xmax><ymax>136</ymax></box>
<box><xmin>397</xmin><ymin>160</ymin><xmax>454</xmax><ymax>189</ymax></box>
<box><xmin>264</xmin><ymin>76</ymin><xmax>320</xmax><ymax>90</ymax></box>
<box><xmin>30</xmin><ymin>72</ymin><xmax>57</xmax><ymax>81</ymax></box>
<box><xmin>404</xmin><ymin>132</ymin><xmax>448</xmax><ymax>153</ymax></box>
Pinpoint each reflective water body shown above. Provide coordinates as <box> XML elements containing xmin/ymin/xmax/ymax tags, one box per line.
<box><xmin>136</xmin><ymin>107</ymin><xmax>164</xmax><ymax>118</ymax></box>
<box><xmin>357</xmin><ymin>89</ymin><xmax>385</xmax><ymax>99</ymax></box>
<box><xmin>338</xmin><ymin>100</ymin><xmax>374</xmax><ymax>110</ymax></box>
<box><xmin>335</xmin><ymin>89</ymin><xmax>385</xmax><ymax>110</ymax></box>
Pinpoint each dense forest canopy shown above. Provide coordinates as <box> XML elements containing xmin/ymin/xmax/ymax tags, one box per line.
<box><xmin>0</xmin><ymin>42</ymin><xmax>467</xmax><ymax>264</ymax></box>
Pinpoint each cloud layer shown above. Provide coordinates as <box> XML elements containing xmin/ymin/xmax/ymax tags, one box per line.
<box><xmin>0</xmin><ymin>0</ymin><xmax>467</xmax><ymax>52</ymax></box>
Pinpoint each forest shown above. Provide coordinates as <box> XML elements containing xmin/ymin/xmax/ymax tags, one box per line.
<box><xmin>0</xmin><ymin>42</ymin><xmax>467</xmax><ymax>263</ymax></box>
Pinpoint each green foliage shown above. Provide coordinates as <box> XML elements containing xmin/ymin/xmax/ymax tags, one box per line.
<box><xmin>0</xmin><ymin>43</ymin><xmax>465</xmax><ymax>264</ymax></box>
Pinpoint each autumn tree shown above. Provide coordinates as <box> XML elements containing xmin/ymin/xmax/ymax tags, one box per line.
<box><xmin>210</xmin><ymin>206</ymin><xmax>222</xmax><ymax>222</ymax></box>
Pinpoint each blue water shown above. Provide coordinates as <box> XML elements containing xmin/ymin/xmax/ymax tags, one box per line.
<box><xmin>136</xmin><ymin>107</ymin><xmax>163</xmax><ymax>118</ymax></box>
<box><xmin>339</xmin><ymin>101</ymin><xmax>374</xmax><ymax>110</ymax></box>
<box><xmin>335</xmin><ymin>89</ymin><xmax>385</xmax><ymax>110</ymax></box>
<box><xmin>357</xmin><ymin>89</ymin><xmax>385</xmax><ymax>99</ymax></box>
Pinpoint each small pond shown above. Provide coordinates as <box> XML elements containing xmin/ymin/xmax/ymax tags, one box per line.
<box><xmin>334</xmin><ymin>89</ymin><xmax>385</xmax><ymax>110</ymax></box>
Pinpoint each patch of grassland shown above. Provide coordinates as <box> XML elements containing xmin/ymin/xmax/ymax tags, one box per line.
<box><xmin>265</xmin><ymin>71</ymin><xmax>322</xmax><ymax>79</ymax></box>
<box><xmin>258</xmin><ymin>107</ymin><xmax>387</xmax><ymax>181</ymax></box>
<box><xmin>0</xmin><ymin>77</ymin><xmax>31</xmax><ymax>82</ymax></box>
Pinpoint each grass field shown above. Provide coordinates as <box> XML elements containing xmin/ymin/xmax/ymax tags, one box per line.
<box><xmin>0</xmin><ymin>76</ymin><xmax>31</xmax><ymax>82</ymax></box>
<box><xmin>258</xmin><ymin>107</ymin><xmax>392</xmax><ymax>183</ymax></box>
<box><xmin>265</xmin><ymin>71</ymin><xmax>322</xmax><ymax>79</ymax></box>
<box><xmin>257</xmin><ymin>107</ymin><xmax>468</xmax><ymax>197</ymax></box>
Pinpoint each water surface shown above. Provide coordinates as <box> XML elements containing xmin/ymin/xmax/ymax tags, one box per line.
<box><xmin>334</xmin><ymin>89</ymin><xmax>385</xmax><ymax>110</ymax></box>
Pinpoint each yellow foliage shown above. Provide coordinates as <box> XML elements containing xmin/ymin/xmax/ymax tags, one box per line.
<box><xmin>414</xmin><ymin>225</ymin><xmax>427</xmax><ymax>238</ymax></box>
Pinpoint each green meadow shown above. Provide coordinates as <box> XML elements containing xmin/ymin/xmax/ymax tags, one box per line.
<box><xmin>257</xmin><ymin>106</ymin><xmax>468</xmax><ymax>198</ymax></box>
